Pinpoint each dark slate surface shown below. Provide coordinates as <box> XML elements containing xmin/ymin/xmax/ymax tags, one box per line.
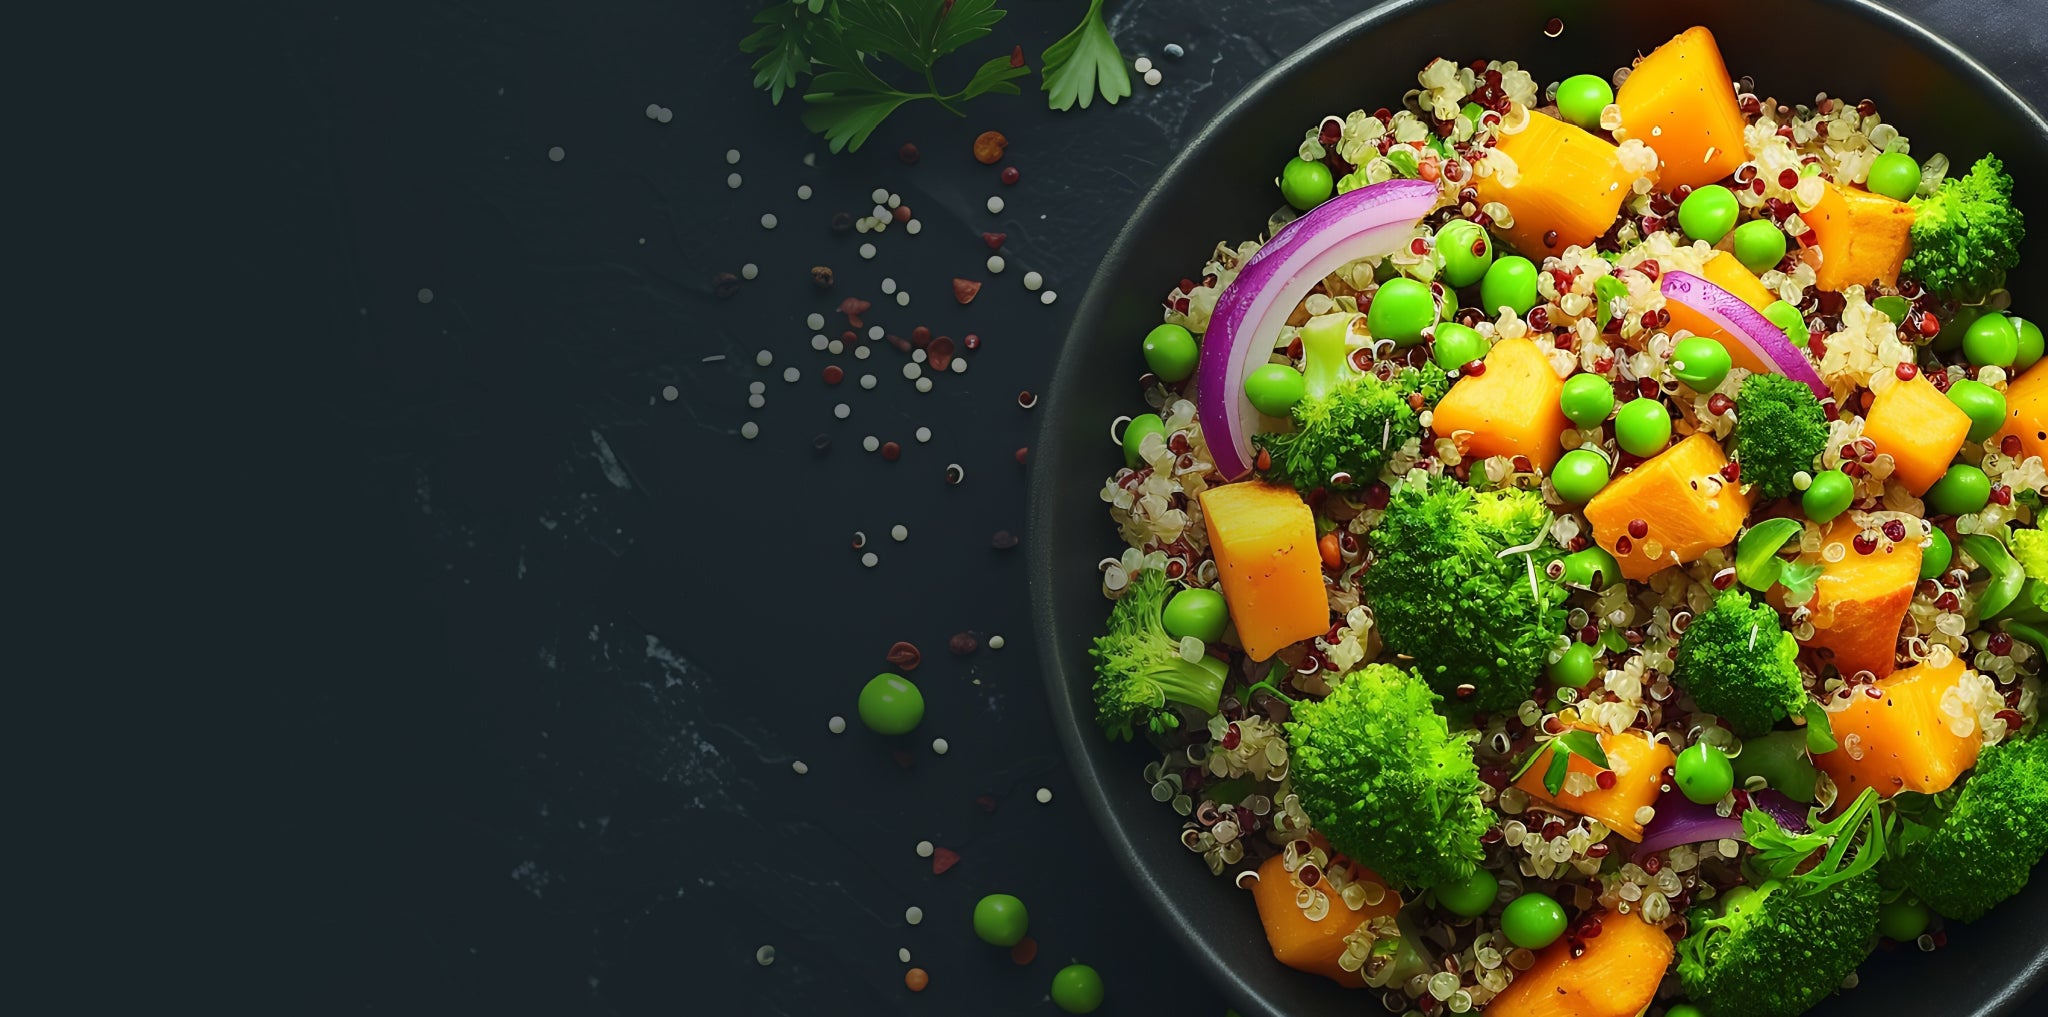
<box><xmin>267</xmin><ymin>1</ymin><xmax>2043</xmax><ymax>1013</ymax></box>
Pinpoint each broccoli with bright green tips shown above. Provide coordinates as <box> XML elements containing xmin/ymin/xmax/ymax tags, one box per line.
<box><xmin>1285</xmin><ymin>663</ymin><xmax>1491</xmax><ymax>889</ymax></box>
<box><xmin>1732</xmin><ymin>373</ymin><xmax>1828</xmax><ymax>501</ymax></box>
<box><xmin>1672</xmin><ymin>587</ymin><xmax>1808</xmax><ymax>737</ymax></box>
<box><xmin>1896</xmin><ymin>734</ymin><xmax>2048</xmax><ymax>922</ymax></box>
<box><xmin>1254</xmin><ymin>312</ymin><xmax>1420</xmax><ymax>491</ymax></box>
<box><xmin>1089</xmin><ymin>569</ymin><xmax>1230</xmax><ymax>741</ymax></box>
<box><xmin>1363</xmin><ymin>479</ymin><xmax>1566</xmax><ymax>713</ymax></box>
<box><xmin>1677</xmin><ymin>786</ymin><xmax>1888</xmax><ymax>1017</ymax></box>
<box><xmin>1903</xmin><ymin>153</ymin><xmax>2025</xmax><ymax>303</ymax></box>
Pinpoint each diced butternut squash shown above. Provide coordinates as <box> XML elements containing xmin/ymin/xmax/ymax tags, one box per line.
<box><xmin>1614</xmin><ymin>27</ymin><xmax>1748</xmax><ymax>190</ymax></box>
<box><xmin>1483</xmin><ymin>909</ymin><xmax>1673</xmax><ymax>1017</ymax></box>
<box><xmin>1582</xmin><ymin>433</ymin><xmax>1749</xmax><ymax>581</ymax></box>
<box><xmin>1814</xmin><ymin>655</ymin><xmax>1983</xmax><ymax>800</ymax></box>
<box><xmin>1200</xmin><ymin>481</ymin><xmax>1329</xmax><ymax>661</ymax></box>
<box><xmin>1249</xmin><ymin>853</ymin><xmax>1403</xmax><ymax>987</ymax></box>
<box><xmin>1661</xmin><ymin>252</ymin><xmax>1777</xmax><ymax>375</ymax></box>
<box><xmin>1515</xmin><ymin>730</ymin><xmax>1676</xmax><ymax>842</ymax></box>
<box><xmin>1998</xmin><ymin>361</ymin><xmax>2047</xmax><ymax>464</ymax></box>
<box><xmin>1474</xmin><ymin>111</ymin><xmax>1637</xmax><ymax>255</ymax></box>
<box><xmin>1431</xmin><ymin>338</ymin><xmax>1571</xmax><ymax>471</ymax></box>
<box><xmin>1801</xmin><ymin>181</ymin><xmax>1915</xmax><ymax>293</ymax></box>
<box><xmin>1863</xmin><ymin>373</ymin><xmax>1971</xmax><ymax>496</ymax></box>
<box><xmin>1796</xmin><ymin>516</ymin><xmax>1921</xmax><ymax>680</ymax></box>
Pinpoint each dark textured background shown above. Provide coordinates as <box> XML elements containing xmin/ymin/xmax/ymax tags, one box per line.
<box><xmin>261</xmin><ymin>1</ymin><xmax>2046</xmax><ymax>1013</ymax></box>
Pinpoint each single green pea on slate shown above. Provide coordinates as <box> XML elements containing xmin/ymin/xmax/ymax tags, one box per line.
<box><xmin>1141</xmin><ymin>323</ymin><xmax>1199</xmax><ymax>383</ymax></box>
<box><xmin>858</xmin><ymin>673</ymin><xmax>924</xmax><ymax>734</ymax></box>
<box><xmin>972</xmin><ymin>893</ymin><xmax>1029</xmax><ymax>947</ymax></box>
<box><xmin>1050</xmin><ymin>964</ymin><xmax>1104</xmax><ymax>1014</ymax></box>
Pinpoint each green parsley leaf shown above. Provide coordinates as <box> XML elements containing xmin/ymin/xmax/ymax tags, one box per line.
<box><xmin>740</xmin><ymin>1</ymin><xmax>836</xmax><ymax>105</ymax></box>
<box><xmin>1042</xmin><ymin>0</ymin><xmax>1130</xmax><ymax>111</ymax></box>
<box><xmin>795</xmin><ymin>0</ymin><xmax>1022</xmax><ymax>152</ymax></box>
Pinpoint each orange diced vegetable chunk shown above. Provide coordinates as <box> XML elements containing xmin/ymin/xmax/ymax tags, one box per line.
<box><xmin>1515</xmin><ymin>730</ymin><xmax>1675</xmax><ymax>842</ymax></box>
<box><xmin>1797</xmin><ymin>516</ymin><xmax>1922</xmax><ymax>680</ymax></box>
<box><xmin>1430</xmin><ymin>338</ymin><xmax>1571</xmax><ymax>472</ymax></box>
<box><xmin>1998</xmin><ymin>361</ymin><xmax>2047</xmax><ymax>465</ymax></box>
<box><xmin>1200</xmin><ymin>481</ymin><xmax>1329</xmax><ymax>661</ymax></box>
<box><xmin>1814</xmin><ymin>654</ymin><xmax>1983</xmax><ymax>800</ymax></box>
<box><xmin>1801</xmin><ymin>181</ymin><xmax>1915</xmax><ymax>292</ymax></box>
<box><xmin>1863</xmin><ymin>373</ymin><xmax>1971</xmax><ymax>496</ymax></box>
<box><xmin>1474</xmin><ymin>112</ymin><xmax>1636</xmax><ymax>255</ymax></box>
<box><xmin>1661</xmin><ymin>252</ymin><xmax>1778</xmax><ymax>375</ymax></box>
<box><xmin>1249</xmin><ymin>852</ymin><xmax>1402</xmax><ymax>987</ymax></box>
<box><xmin>1483</xmin><ymin>908</ymin><xmax>1673</xmax><ymax>1017</ymax></box>
<box><xmin>1614</xmin><ymin>26</ymin><xmax>1749</xmax><ymax>190</ymax></box>
<box><xmin>1582</xmin><ymin>433</ymin><xmax>1749</xmax><ymax>581</ymax></box>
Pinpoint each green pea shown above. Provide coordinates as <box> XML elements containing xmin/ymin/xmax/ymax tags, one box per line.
<box><xmin>1731</xmin><ymin>219</ymin><xmax>1789</xmax><ymax>274</ymax></box>
<box><xmin>1730</xmin><ymin>729</ymin><xmax>1819</xmax><ymax>802</ymax></box>
<box><xmin>1866</xmin><ymin>152</ymin><xmax>1922</xmax><ymax>202</ymax></box>
<box><xmin>1925</xmin><ymin>463</ymin><xmax>1991</xmax><ymax>516</ymax></box>
<box><xmin>1432</xmin><ymin>321</ymin><xmax>1490</xmax><ymax>370</ymax></box>
<box><xmin>1946</xmin><ymin>379</ymin><xmax>2008</xmax><ymax>443</ymax></box>
<box><xmin>1141</xmin><ymin>323</ymin><xmax>1199</xmax><ymax>383</ymax></box>
<box><xmin>972</xmin><ymin>893</ymin><xmax>1030</xmax><ymax>947</ymax></box>
<box><xmin>1548</xmin><ymin>642</ymin><xmax>1600</xmax><ymax>688</ymax></box>
<box><xmin>1245</xmin><ymin>363</ymin><xmax>1305</xmax><ymax>416</ymax></box>
<box><xmin>1050</xmin><ymin>964</ymin><xmax>1104</xmax><ymax>1014</ymax></box>
<box><xmin>1561</xmin><ymin>546</ymin><xmax>1622</xmax><ymax>589</ymax></box>
<box><xmin>1667</xmin><ymin>1005</ymin><xmax>1707</xmax><ymax>1017</ymax></box>
<box><xmin>1122</xmin><ymin>413</ymin><xmax>1167</xmax><ymax>468</ymax></box>
<box><xmin>1763</xmin><ymin>300</ymin><xmax>1810</xmax><ymax>347</ymax></box>
<box><xmin>1920</xmin><ymin>525</ymin><xmax>1953</xmax><ymax>580</ymax></box>
<box><xmin>1670</xmin><ymin>336</ymin><xmax>1732</xmax><ymax>392</ymax></box>
<box><xmin>1559</xmin><ymin>373</ymin><xmax>1615</xmax><ymax>427</ymax></box>
<box><xmin>1368</xmin><ymin>277</ymin><xmax>1437</xmax><ymax>346</ymax></box>
<box><xmin>1281</xmin><ymin>157</ymin><xmax>1335</xmax><ymax>211</ymax></box>
<box><xmin>1500</xmin><ymin>893</ymin><xmax>1568</xmax><ymax>949</ymax></box>
<box><xmin>1615</xmin><ymin>398</ymin><xmax>1673</xmax><ymax>457</ymax></box>
<box><xmin>1965</xmin><ymin>312</ymin><xmax>2020</xmax><ymax>368</ymax></box>
<box><xmin>1162</xmin><ymin>587</ymin><xmax>1229</xmax><ymax>643</ymax></box>
<box><xmin>1675</xmin><ymin>742</ymin><xmax>1735</xmax><ymax>804</ymax></box>
<box><xmin>1436</xmin><ymin>218</ymin><xmax>1494</xmax><ymax>288</ymax></box>
<box><xmin>858</xmin><ymin>673</ymin><xmax>924</xmax><ymax>735</ymax></box>
<box><xmin>2014</xmin><ymin>316</ymin><xmax>2045</xmax><ymax>371</ymax></box>
<box><xmin>1481</xmin><ymin>256</ymin><xmax>1539</xmax><ymax>317</ymax></box>
<box><xmin>1434</xmin><ymin>867</ymin><xmax>1499</xmax><ymax>917</ymax></box>
<box><xmin>1802</xmin><ymin>469</ymin><xmax>1856</xmax><ymax>523</ymax></box>
<box><xmin>1877</xmin><ymin>897</ymin><xmax>1931</xmax><ymax>942</ymax></box>
<box><xmin>1555</xmin><ymin>73</ymin><xmax>1614</xmax><ymax>130</ymax></box>
<box><xmin>1678</xmin><ymin>184</ymin><xmax>1740</xmax><ymax>244</ymax></box>
<box><xmin>1551</xmin><ymin>449</ymin><xmax>1610</xmax><ymax>504</ymax></box>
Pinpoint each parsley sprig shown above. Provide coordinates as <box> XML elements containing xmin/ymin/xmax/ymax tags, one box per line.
<box><xmin>1041</xmin><ymin>0</ymin><xmax>1130</xmax><ymax>111</ymax></box>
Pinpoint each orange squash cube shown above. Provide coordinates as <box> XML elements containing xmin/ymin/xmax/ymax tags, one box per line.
<box><xmin>1801</xmin><ymin>181</ymin><xmax>1915</xmax><ymax>292</ymax></box>
<box><xmin>1474</xmin><ymin>112</ymin><xmax>1637</xmax><ymax>255</ymax></box>
<box><xmin>1199</xmin><ymin>481</ymin><xmax>1328</xmax><ymax>661</ymax></box>
<box><xmin>1998</xmin><ymin>361</ymin><xmax>2047</xmax><ymax>464</ymax></box>
<box><xmin>1814</xmin><ymin>655</ymin><xmax>1983</xmax><ymax>800</ymax></box>
<box><xmin>1430</xmin><ymin>337</ymin><xmax>1571</xmax><ymax>472</ymax></box>
<box><xmin>1661</xmin><ymin>252</ymin><xmax>1780</xmax><ymax>375</ymax></box>
<box><xmin>1514</xmin><ymin>730</ymin><xmax>1676</xmax><ymax>842</ymax></box>
<box><xmin>1483</xmin><ymin>908</ymin><xmax>1673</xmax><ymax>1017</ymax></box>
<box><xmin>1863</xmin><ymin>373</ymin><xmax>1971</xmax><ymax>496</ymax></box>
<box><xmin>1248</xmin><ymin>852</ymin><xmax>1402</xmax><ymax>987</ymax></box>
<box><xmin>1582</xmin><ymin>433</ymin><xmax>1749</xmax><ymax>581</ymax></box>
<box><xmin>1615</xmin><ymin>26</ymin><xmax>1749</xmax><ymax>190</ymax></box>
<box><xmin>1796</xmin><ymin>516</ymin><xmax>1922</xmax><ymax>680</ymax></box>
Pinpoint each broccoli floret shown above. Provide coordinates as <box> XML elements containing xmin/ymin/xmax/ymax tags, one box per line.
<box><xmin>2013</xmin><ymin>528</ymin><xmax>2048</xmax><ymax>579</ymax></box>
<box><xmin>1678</xmin><ymin>787</ymin><xmax>1887</xmax><ymax>1017</ymax></box>
<box><xmin>1255</xmin><ymin>313</ymin><xmax>1421</xmax><ymax>491</ymax></box>
<box><xmin>1732</xmin><ymin>373</ymin><xmax>1828</xmax><ymax>501</ymax></box>
<box><xmin>1672</xmin><ymin>588</ymin><xmax>1808</xmax><ymax>737</ymax></box>
<box><xmin>1393</xmin><ymin>361</ymin><xmax>1452</xmax><ymax>407</ymax></box>
<box><xmin>1903</xmin><ymin>153</ymin><xmax>2025</xmax><ymax>303</ymax></box>
<box><xmin>1897</xmin><ymin>734</ymin><xmax>2048</xmax><ymax>922</ymax></box>
<box><xmin>1285</xmin><ymin>663</ymin><xmax>1491</xmax><ymax>889</ymax></box>
<box><xmin>1364</xmin><ymin>480</ymin><xmax>1566</xmax><ymax>713</ymax></box>
<box><xmin>1089</xmin><ymin>569</ymin><xmax>1229</xmax><ymax>740</ymax></box>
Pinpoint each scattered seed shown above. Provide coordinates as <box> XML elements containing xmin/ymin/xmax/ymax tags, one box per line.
<box><xmin>989</xmin><ymin>635</ymin><xmax>1006</xmax><ymax>650</ymax></box>
<box><xmin>741</xmin><ymin>422</ymin><xmax>760</xmax><ymax>439</ymax></box>
<box><xmin>991</xmin><ymin>530</ymin><xmax>1019</xmax><ymax>550</ymax></box>
<box><xmin>904</xmin><ymin>363</ymin><xmax>922</xmax><ymax>380</ymax></box>
<box><xmin>807</xmin><ymin>312</ymin><xmax>826</xmax><ymax>329</ymax></box>
<box><xmin>828</xmin><ymin>340</ymin><xmax>845</xmax><ymax>354</ymax></box>
<box><xmin>861</xmin><ymin>375</ymin><xmax>877</xmax><ymax>389</ymax></box>
<box><xmin>811</xmin><ymin>335</ymin><xmax>829</xmax><ymax>350</ymax></box>
<box><xmin>950</xmin><ymin>359</ymin><xmax>967</xmax><ymax>374</ymax></box>
<box><xmin>829</xmin><ymin>715</ymin><xmax>847</xmax><ymax>734</ymax></box>
<box><xmin>882</xmin><ymin>441</ymin><xmax>902</xmax><ymax>461</ymax></box>
<box><xmin>932</xmin><ymin>846</ymin><xmax>961</xmax><ymax>875</ymax></box>
<box><xmin>726</xmin><ymin>149</ymin><xmax>742</xmax><ymax>165</ymax></box>
<box><xmin>1134</xmin><ymin>56</ymin><xmax>1154</xmax><ymax>73</ymax></box>
<box><xmin>1015</xmin><ymin>447</ymin><xmax>1029</xmax><ymax>463</ymax></box>
<box><xmin>868</xmin><ymin>325</ymin><xmax>885</xmax><ymax>340</ymax></box>
<box><xmin>915</xmin><ymin>377</ymin><xmax>933</xmax><ymax>393</ymax></box>
<box><xmin>760</xmin><ymin>213</ymin><xmax>778</xmax><ymax>229</ymax></box>
<box><xmin>864</xmin><ymin>435</ymin><xmax>881</xmax><ymax>452</ymax></box>
<box><xmin>1022</xmin><ymin>271</ymin><xmax>1043</xmax><ymax>291</ymax></box>
<box><xmin>1017</xmin><ymin>390</ymin><xmax>1038</xmax><ymax>409</ymax></box>
<box><xmin>783</xmin><ymin>367</ymin><xmax>800</xmax><ymax>383</ymax></box>
<box><xmin>747</xmin><ymin>394</ymin><xmax>765</xmax><ymax>409</ymax></box>
<box><xmin>987</xmin><ymin>255</ymin><xmax>1006</xmax><ymax>273</ymax></box>
<box><xmin>852</xmin><ymin>531</ymin><xmax>867</xmax><ymax>549</ymax></box>
<box><xmin>812</xmin><ymin>433</ymin><xmax>831</xmax><ymax>454</ymax></box>
<box><xmin>549</xmin><ymin>146</ymin><xmax>566</xmax><ymax>162</ymax></box>
<box><xmin>831</xmin><ymin>212</ymin><xmax>852</xmax><ymax>232</ymax></box>
<box><xmin>854</xmin><ymin>345</ymin><xmax>871</xmax><ymax>360</ymax></box>
<box><xmin>945</xmin><ymin>463</ymin><xmax>966</xmax><ymax>485</ymax></box>
<box><xmin>1039</xmin><ymin>290</ymin><xmax>1057</xmax><ymax>305</ymax></box>
<box><xmin>891</xmin><ymin>205</ymin><xmax>912</xmax><ymax>223</ymax></box>
<box><xmin>862</xmin><ymin>552</ymin><xmax>879</xmax><ymax>567</ymax></box>
<box><xmin>756</xmin><ymin>945</ymin><xmax>776</xmax><ymax>966</ymax></box>
<box><xmin>927</xmin><ymin>337</ymin><xmax>956</xmax><ymax>371</ymax></box>
<box><xmin>887</xmin><ymin>641</ymin><xmax>922</xmax><ymax>670</ymax></box>
<box><xmin>417</xmin><ymin>288</ymin><xmax>435</xmax><ymax>304</ymax></box>
<box><xmin>860</xmin><ymin>243</ymin><xmax>876</xmax><ymax>260</ymax></box>
<box><xmin>756</xmin><ymin>350</ymin><xmax>774</xmax><ymax>367</ymax></box>
<box><xmin>645</xmin><ymin>103</ymin><xmax>661</xmax><ymax>119</ymax></box>
<box><xmin>1144</xmin><ymin>68</ymin><xmax>1163</xmax><ymax>87</ymax></box>
<box><xmin>661</xmin><ymin>385</ymin><xmax>679</xmax><ymax>401</ymax></box>
<box><xmin>871</xmin><ymin>187</ymin><xmax>889</xmax><ymax>203</ymax></box>
<box><xmin>950</xmin><ymin>632</ymin><xmax>978</xmax><ymax>655</ymax></box>
<box><xmin>904</xmin><ymin>968</ymin><xmax>929</xmax><ymax>992</ymax></box>
<box><xmin>1035</xmin><ymin>787</ymin><xmax>1053</xmax><ymax>804</ymax></box>
<box><xmin>964</xmin><ymin>334</ymin><xmax>981</xmax><ymax>351</ymax></box>
<box><xmin>915</xmin><ymin>427</ymin><xmax>932</xmax><ymax>443</ymax></box>
<box><xmin>899</xmin><ymin>142</ymin><xmax>921</xmax><ymax>164</ymax></box>
<box><xmin>834</xmin><ymin>403</ymin><xmax>851</xmax><ymax>419</ymax></box>
<box><xmin>973</xmin><ymin>130</ymin><xmax>1008</xmax><ymax>164</ymax></box>
<box><xmin>811</xmin><ymin>266</ymin><xmax>834</xmax><ymax>288</ymax></box>
<box><xmin>899</xmin><ymin>948</ymin><xmax>912</xmax><ymax>963</ymax></box>
<box><xmin>986</xmin><ymin>195</ymin><xmax>1005</xmax><ymax>214</ymax></box>
<box><xmin>726</xmin><ymin>173</ymin><xmax>742</xmax><ymax>189</ymax></box>
<box><xmin>906</xmin><ymin>219</ymin><xmax>922</xmax><ymax>235</ymax></box>
<box><xmin>1010</xmin><ymin>937</ymin><xmax>1037</xmax><ymax>965</ymax></box>
<box><xmin>982</xmin><ymin>232</ymin><xmax>1007</xmax><ymax>250</ymax></box>
<box><xmin>954</xmin><ymin>278</ymin><xmax>982</xmax><ymax>304</ymax></box>
<box><xmin>931</xmin><ymin>738</ymin><xmax>950</xmax><ymax>755</ymax></box>
<box><xmin>712</xmin><ymin>272</ymin><xmax>740</xmax><ymax>298</ymax></box>
<box><xmin>895</xmin><ymin>291</ymin><xmax>910</xmax><ymax>307</ymax></box>
<box><xmin>881</xmin><ymin>278</ymin><xmax>897</xmax><ymax>296</ymax></box>
<box><xmin>976</xmin><ymin>795</ymin><xmax>997</xmax><ymax>813</ymax></box>
<box><xmin>741</xmin><ymin>263</ymin><xmax>759</xmax><ymax>280</ymax></box>
<box><xmin>887</xmin><ymin>192</ymin><xmax>902</xmax><ymax>208</ymax></box>
<box><xmin>823</xmin><ymin>365</ymin><xmax>844</xmax><ymax>384</ymax></box>
<box><xmin>1165</xmin><ymin>42</ymin><xmax>1185</xmax><ymax>58</ymax></box>
<box><xmin>916</xmin><ymin>840</ymin><xmax>934</xmax><ymax>857</ymax></box>
<box><xmin>797</xmin><ymin>184</ymin><xmax>813</xmax><ymax>200</ymax></box>
<box><xmin>904</xmin><ymin>906</ymin><xmax>924</xmax><ymax>926</ymax></box>
<box><xmin>790</xmin><ymin>759</ymin><xmax>808</xmax><ymax>774</ymax></box>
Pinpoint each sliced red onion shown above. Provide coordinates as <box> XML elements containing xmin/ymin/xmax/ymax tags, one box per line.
<box><xmin>1661</xmin><ymin>271</ymin><xmax>1829</xmax><ymax>400</ymax></box>
<box><xmin>1196</xmin><ymin>179</ymin><xmax>1442</xmax><ymax>479</ymax></box>
<box><xmin>1633</xmin><ymin>787</ymin><xmax>1810</xmax><ymax>862</ymax></box>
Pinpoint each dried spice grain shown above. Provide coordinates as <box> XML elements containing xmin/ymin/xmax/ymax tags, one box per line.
<box><xmin>898</xmin><ymin>142</ymin><xmax>920</xmax><ymax>165</ymax></box>
<box><xmin>712</xmin><ymin>272</ymin><xmax>740</xmax><ymax>298</ymax></box>
<box><xmin>953</xmin><ymin>278</ymin><xmax>982</xmax><ymax>305</ymax></box>
<box><xmin>810</xmin><ymin>265</ymin><xmax>835</xmax><ymax>288</ymax></box>
<box><xmin>886</xmin><ymin>641</ymin><xmax>922</xmax><ymax>671</ymax></box>
<box><xmin>982</xmin><ymin>232</ymin><xmax>1006</xmax><ymax>250</ymax></box>
<box><xmin>926</xmin><ymin>336</ymin><xmax>956</xmax><ymax>372</ymax></box>
<box><xmin>991</xmin><ymin>530</ymin><xmax>1019</xmax><ymax>550</ymax></box>
<box><xmin>972</xmin><ymin>131</ymin><xmax>1008</xmax><ymax>164</ymax></box>
<box><xmin>950</xmin><ymin>632</ymin><xmax>978</xmax><ymax>656</ymax></box>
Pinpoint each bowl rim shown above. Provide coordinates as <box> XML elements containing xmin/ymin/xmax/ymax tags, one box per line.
<box><xmin>1029</xmin><ymin>0</ymin><xmax>2048</xmax><ymax>1013</ymax></box>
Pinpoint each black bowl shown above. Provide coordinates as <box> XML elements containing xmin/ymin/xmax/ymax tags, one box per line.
<box><xmin>1029</xmin><ymin>1</ymin><xmax>2048</xmax><ymax>1014</ymax></box>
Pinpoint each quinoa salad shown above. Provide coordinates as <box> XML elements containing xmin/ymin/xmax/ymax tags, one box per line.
<box><xmin>1084</xmin><ymin>26</ymin><xmax>2045</xmax><ymax>1017</ymax></box>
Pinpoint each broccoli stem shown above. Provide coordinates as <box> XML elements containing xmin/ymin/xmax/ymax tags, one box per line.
<box><xmin>1299</xmin><ymin>312</ymin><xmax>1353</xmax><ymax>402</ymax></box>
